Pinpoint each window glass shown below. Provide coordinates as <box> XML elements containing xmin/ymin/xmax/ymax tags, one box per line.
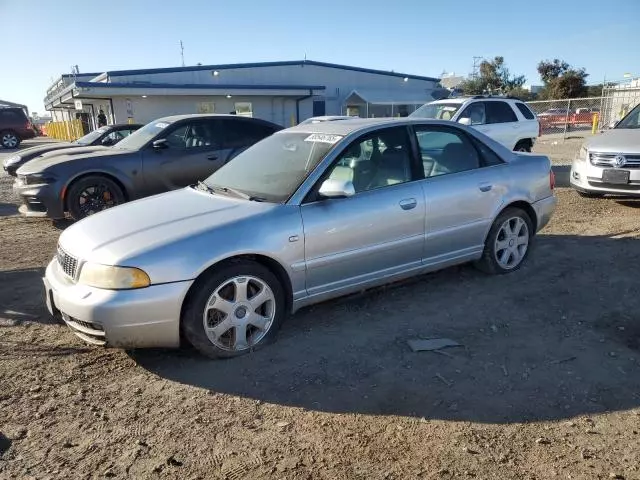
<box><xmin>415</xmin><ymin>127</ymin><xmax>480</xmax><ymax>177</ymax></box>
<box><xmin>325</xmin><ymin>126</ymin><xmax>413</xmax><ymax>193</ymax></box>
<box><xmin>164</xmin><ymin>125</ymin><xmax>190</xmax><ymax>148</ymax></box>
<box><xmin>485</xmin><ymin>101</ymin><xmax>518</xmax><ymax>124</ymax></box>
<box><xmin>222</xmin><ymin>119</ymin><xmax>273</xmax><ymax>148</ymax></box>
<box><xmin>410</xmin><ymin>102</ymin><xmax>462</xmax><ymax>120</ymax></box>
<box><xmin>616</xmin><ymin>103</ymin><xmax>640</xmax><ymax>129</ymax></box>
<box><xmin>234</xmin><ymin>102</ymin><xmax>253</xmax><ymax>118</ymax></box>
<box><xmin>458</xmin><ymin>102</ymin><xmax>486</xmax><ymax>125</ymax></box>
<box><xmin>515</xmin><ymin>102</ymin><xmax>535</xmax><ymax>120</ymax></box>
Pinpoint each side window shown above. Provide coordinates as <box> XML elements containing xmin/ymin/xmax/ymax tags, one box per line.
<box><xmin>515</xmin><ymin>102</ymin><xmax>535</xmax><ymax>120</ymax></box>
<box><xmin>163</xmin><ymin>124</ymin><xmax>190</xmax><ymax>148</ymax></box>
<box><xmin>485</xmin><ymin>101</ymin><xmax>518</xmax><ymax>124</ymax></box>
<box><xmin>415</xmin><ymin>127</ymin><xmax>480</xmax><ymax>178</ymax></box>
<box><xmin>222</xmin><ymin>119</ymin><xmax>271</xmax><ymax>148</ymax></box>
<box><xmin>458</xmin><ymin>102</ymin><xmax>486</xmax><ymax>125</ymax></box>
<box><xmin>325</xmin><ymin>126</ymin><xmax>414</xmax><ymax>193</ymax></box>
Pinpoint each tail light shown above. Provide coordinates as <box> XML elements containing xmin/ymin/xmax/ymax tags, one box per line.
<box><xmin>549</xmin><ymin>169</ymin><xmax>555</xmax><ymax>190</ymax></box>
<box><xmin>25</xmin><ymin>120</ymin><xmax>32</xmax><ymax>129</ymax></box>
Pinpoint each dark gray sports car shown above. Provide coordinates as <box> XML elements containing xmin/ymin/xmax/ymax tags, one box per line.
<box><xmin>3</xmin><ymin>123</ymin><xmax>142</xmax><ymax>175</ymax></box>
<box><xmin>14</xmin><ymin>114</ymin><xmax>282</xmax><ymax>220</ymax></box>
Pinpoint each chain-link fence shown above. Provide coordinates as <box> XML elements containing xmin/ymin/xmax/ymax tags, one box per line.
<box><xmin>526</xmin><ymin>76</ymin><xmax>640</xmax><ymax>140</ymax></box>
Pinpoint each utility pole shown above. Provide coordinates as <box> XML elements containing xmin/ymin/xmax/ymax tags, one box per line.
<box><xmin>180</xmin><ymin>40</ymin><xmax>185</xmax><ymax>67</ymax></box>
<box><xmin>471</xmin><ymin>56</ymin><xmax>482</xmax><ymax>79</ymax></box>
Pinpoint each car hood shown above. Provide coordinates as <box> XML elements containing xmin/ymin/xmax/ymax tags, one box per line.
<box><xmin>17</xmin><ymin>147</ymin><xmax>131</xmax><ymax>174</ymax></box>
<box><xmin>584</xmin><ymin>129</ymin><xmax>640</xmax><ymax>153</ymax></box>
<box><xmin>39</xmin><ymin>145</ymin><xmax>108</xmax><ymax>159</ymax></box>
<box><xmin>58</xmin><ymin>187</ymin><xmax>278</xmax><ymax>266</ymax></box>
<box><xmin>6</xmin><ymin>142</ymin><xmax>73</xmax><ymax>161</ymax></box>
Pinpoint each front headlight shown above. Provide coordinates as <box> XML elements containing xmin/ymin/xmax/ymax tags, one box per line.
<box><xmin>18</xmin><ymin>173</ymin><xmax>56</xmax><ymax>185</ymax></box>
<box><xmin>576</xmin><ymin>146</ymin><xmax>588</xmax><ymax>162</ymax></box>
<box><xmin>78</xmin><ymin>263</ymin><xmax>150</xmax><ymax>290</ymax></box>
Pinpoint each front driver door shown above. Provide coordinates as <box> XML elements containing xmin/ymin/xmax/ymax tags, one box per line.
<box><xmin>141</xmin><ymin>120</ymin><xmax>226</xmax><ymax>194</ymax></box>
<box><xmin>300</xmin><ymin>126</ymin><xmax>426</xmax><ymax>298</ymax></box>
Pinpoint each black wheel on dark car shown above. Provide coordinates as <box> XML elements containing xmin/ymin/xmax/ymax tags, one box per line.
<box><xmin>1</xmin><ymin>130</ymin><xmax>20</xmax><ymax>149</ymax></box>
<box><xmin>182</xmin><ymin>260</ymin><xmax>286</xmax><ymax>359</ymax></box>
<box><xmin>66</xmin><ymin>175</ymin><xmax>125</xmax><ymax>220</ymax></box>
<box><xmin>475</xmin><ymin>207</ymin><xmax>533</xmax><ymax>275</ymax></box>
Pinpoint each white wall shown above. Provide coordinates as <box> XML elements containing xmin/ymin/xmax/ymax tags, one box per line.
<box><xmin>110</xmin><ymin>95</ymin><xmax>302</xmax><ymax>126</ymax></box>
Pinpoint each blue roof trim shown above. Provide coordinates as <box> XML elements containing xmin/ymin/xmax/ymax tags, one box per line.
<box><xmin>74</xmin><ymin>81</ymin><xmax>325</xmax><ymax>90</ymax></box>
<box><xmin>61</xmin><ymin>72</ymin><xmax>102</xmax><ymax>78</ymax></box>
<box><xmin>103</xmin><ymin>60</ymin><xmax>440</xmax><ymax>82</ymax></box>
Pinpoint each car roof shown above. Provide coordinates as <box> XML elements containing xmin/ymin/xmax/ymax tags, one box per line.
<box><xmin>107</xmin><ymin>123</ymin><xmax>144</xmax><ymax>129</ymax></box>
<box><xmin>284</xmin><ymin>117</ymin><xmax>462</xmax><ymax>136</ymax></box>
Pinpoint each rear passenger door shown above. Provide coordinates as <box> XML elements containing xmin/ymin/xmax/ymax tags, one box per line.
<box><xmin>414</xmin><ymin>124</ymin><xmax>508</xmax><ymax>264</ymax></box>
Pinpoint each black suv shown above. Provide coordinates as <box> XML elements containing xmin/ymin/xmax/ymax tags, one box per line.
<box><xmin>1</xmin><ymin>107</ymin><xmax>35</xmax><ymax>148</ymax></box>
<box><xmin>15</xmin><ymin>114</ymin><xmax>283</xmax><ymax>220</ymax></box>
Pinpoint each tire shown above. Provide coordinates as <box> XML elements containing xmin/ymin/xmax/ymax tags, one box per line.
<box><xmin>182</xmin><ymin>260</ymin><xmax>286</xmax><ymax>359</ymax></box>
<box><xmin>475</xmin><ymin>207</ymin><xmax>533</xmax><ymax>275</ymax></box>
<box><xmin>577</xmin><ymin>190</ymin><xmax>604</xmax><ymax>198</ymax></box>
<box><xmin>514</xmin><ymin>140</ymin><xmax>532</xmax><ymax>153</ymax></box>
<box><xmin>66</xmin><ymin>175</ymin><xmax>126</xmax><ymax>220</ymax></box>
<box><xmin>1</xmin><ymin>130</ymin><xmax>20</xmax><ymax>149</ymax></box>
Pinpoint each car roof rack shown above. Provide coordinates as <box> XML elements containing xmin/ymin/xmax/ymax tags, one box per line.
<box><xmin>469</xmin><ymin>94</ymin><xmax>523</xmax><ymax>100</ymax></box>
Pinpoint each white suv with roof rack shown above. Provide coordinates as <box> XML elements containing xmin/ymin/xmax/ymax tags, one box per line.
<box><xmin>410</xmin><ymin>95</ymin><xmax>540</xmax><ymax>152</ymax></box>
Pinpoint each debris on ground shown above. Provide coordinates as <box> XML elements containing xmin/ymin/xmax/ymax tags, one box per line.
<box><xmin>407</xmin><ymin>338</ymin><xmax>461</xmax><ymax>352</ymax></box>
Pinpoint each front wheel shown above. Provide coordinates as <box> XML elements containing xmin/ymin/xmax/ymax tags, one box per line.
<box><xmin>475</xmin><ymin>208</ymin><xmax>533</xmax><ymax>274</ymax></box>
<box><xmin>1</xmin><ymin>131</ymin><xmax>20</xmax><ymax>149</ymax></box>
<box><xmin>66</xmin><ymin>175</ymin><xmax>126</xmax><ymax>220</ymax></box>
<box><xmin>182</xmin><ymin>260</ymin><xmax>286</xmax><ymax>359</ymax></box>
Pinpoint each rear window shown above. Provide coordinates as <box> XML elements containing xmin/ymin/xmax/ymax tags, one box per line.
<box><xmin>515</xmin><ymin>102</ymin><xmax>535</xmax><ymax>120</ymax></box>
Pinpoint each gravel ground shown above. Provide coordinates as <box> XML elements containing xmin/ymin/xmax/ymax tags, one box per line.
<box><xmin>1</xmin><ymin>139</ymin><xmax>640</xmax><ymax>480</ymax></box>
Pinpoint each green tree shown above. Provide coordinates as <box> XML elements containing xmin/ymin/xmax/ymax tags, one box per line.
<box><xmin>458</xmin><ymin>56</ymin><xmax>526</xmax><ymax>95</ymax></box>
<box><xmin>537</xmin><ymin>59</ymin><xmax>589</xmax><ymax>99</ymax></box>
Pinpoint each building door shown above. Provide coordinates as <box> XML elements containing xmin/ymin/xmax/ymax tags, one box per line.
<box><xmin>312</xmin><ymin>100</ymin><xmax>326</xmax><ymax>116</ymax></box>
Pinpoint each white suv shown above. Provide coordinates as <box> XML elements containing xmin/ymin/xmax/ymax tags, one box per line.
<box><xmin>410</xmin><ymin>96</ymin><xmax>540</xmax><ymax>152</ymax></box>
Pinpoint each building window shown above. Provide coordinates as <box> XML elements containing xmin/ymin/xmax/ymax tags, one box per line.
<box><xmin>197</xmin><ymin>102</ymin><xmax>215</xmax><ymax>114</ymax></box>
<box><xmin>234</xmin><ymin>102</ymin><xmax>253</xmax><ymax>118</ymax></box>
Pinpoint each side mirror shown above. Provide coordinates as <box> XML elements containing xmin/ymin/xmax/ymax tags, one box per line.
<box><xmin>152</xmin><ymin>138</ymin><xmax>168</xmax><ymax>149</ymax></box>
<box><xmin>457</xmin><ymin>117</ymin><xmax>471</xmax><ymax>126</ymax></box>
<box><xmin>318</xmin><ymin>179</ymin><xmax>355</xmax><ymax>199</ymax></box>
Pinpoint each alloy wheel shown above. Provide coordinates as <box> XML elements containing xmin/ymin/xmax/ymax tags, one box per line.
<box><xmin>494</xmin><ymin>216</ymin><xmax>529</xmax><ymax>269</ymax></box>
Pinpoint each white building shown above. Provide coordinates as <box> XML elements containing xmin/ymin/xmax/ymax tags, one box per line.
<box><xmin>44</xmin><ymin>60</ymin><xmax>442</xmax><ymax>130</ymax></box>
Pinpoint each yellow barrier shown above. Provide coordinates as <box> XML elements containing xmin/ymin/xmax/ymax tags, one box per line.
<box><xmin>592</xmin><ymin>113</ymin><xmax>599</xmax><ymax>134</ymax></box>
<box><xmin>45</xmin><ymin>120</ymin><xmax>84</xmax><ymax>141</ymax></box>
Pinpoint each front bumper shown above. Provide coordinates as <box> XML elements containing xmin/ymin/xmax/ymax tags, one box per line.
<box><xmin>43</xmin><ymin>259</ymin><xmax>193</xmax><ymax>348</ymax></box>
<box><xmin>532</xmin><ymin>194</ymin><xmax>557</xmax><ymax>232</ymax></box>
<box><xmin>13</xmin><ymin>178</ymin><xmax>66</xmax><ymax>218</ymax></box>
<box><xmin>570</xmin><ymin>160</ymin><xmax>640</xmax><ymax>196</ymax></box>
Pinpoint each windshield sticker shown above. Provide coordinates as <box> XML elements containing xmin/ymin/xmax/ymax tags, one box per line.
<box><xmin>304</xmin><ymin>133</ymin><xmax>343</xmax><ymax>144</ymax></box>
<box><xmin>154</xmin><ymin>122</ymin><xmax>169</xmax><ymax>128</ymax></box>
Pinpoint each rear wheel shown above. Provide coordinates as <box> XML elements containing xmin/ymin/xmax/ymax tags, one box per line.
<box><xmin>66</xmin><ymin>175</ymin><xmax>126</xmax><ymax>220</ymax></box>
<box><xmin>475</xmin><ymin>208</ymin><xmax>533</xmax><ymax>274</ymax></box>
<box><xmin>182</xmin><ymin>260</ymin><xmax>286</xmax><ymax>359</ymax></box>
<box><xmin>1</xmin><ymin>130</ymin><xmax>20</xmax><ymax>149</ymax></box>
<box><xmin>514</xmin><ymin>140</ymin><xmax>532</xmax><ymax>153</ymax></box>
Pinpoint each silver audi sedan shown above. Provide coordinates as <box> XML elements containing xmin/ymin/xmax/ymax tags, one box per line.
<box><xmin>44</xmin><ymin>118</ymin><xmax>557</xmax><ymax>358</ymax></box>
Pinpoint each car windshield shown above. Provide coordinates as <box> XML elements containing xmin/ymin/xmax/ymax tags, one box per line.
<box><xmin>409</xmin><ymin>102</ymin><xmax>462</xmax><ymax>120</ymax></box>
<box><xmin>73</xmin><ymin>127</ymin><xmax>108</xmax><ymax>145</ymax></box>
<box><xmin>114</xmin><ymin>120</ymin><xmax>172</xmax><ymax>150</ymax></box>
<box><xmin>616</xmin><ymin>104</ymin><xmax>640</xmax><ymax>129</ymax></box>
<box><xmin>203</xmin><ymin>132</ymin><xmax>342</xmax><ymax>203</ymax></box>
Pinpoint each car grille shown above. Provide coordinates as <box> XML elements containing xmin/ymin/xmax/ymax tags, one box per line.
<box><xmin>590</xmin><ymin>152</ymin><xmax>640</xmax><ymax>168</ymax></box>
<box><xmin>57</xmin><ymin>245</ymin><xmax>79</xmax><ymax>279</ymax></box>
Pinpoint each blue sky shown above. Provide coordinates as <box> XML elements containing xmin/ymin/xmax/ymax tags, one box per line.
<box><xmin>1</xmin><ymin>0</ymin><xmax>638</xmax><ymax>114</ymax></box>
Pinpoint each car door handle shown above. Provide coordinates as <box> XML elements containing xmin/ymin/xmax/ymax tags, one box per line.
<box><xmin>399</xmin><ymin>198</ymin><xmax>417</xmax><ymax>210</ymax></box>
<box><xmin>207</xmin><ymin>154</ymin><xmax>219</xmax><ymax>161</ymax></box>
<box><xmin>478</xmin><ymin>183</ymin><xmax>493</xmax><ymax>192</ymax></box>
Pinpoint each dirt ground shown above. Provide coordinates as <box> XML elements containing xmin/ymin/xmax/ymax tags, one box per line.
<box><xmin>1</xmin><ymin>139</ymin><xmax>639</xmax><ymax>480</ymax></box>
